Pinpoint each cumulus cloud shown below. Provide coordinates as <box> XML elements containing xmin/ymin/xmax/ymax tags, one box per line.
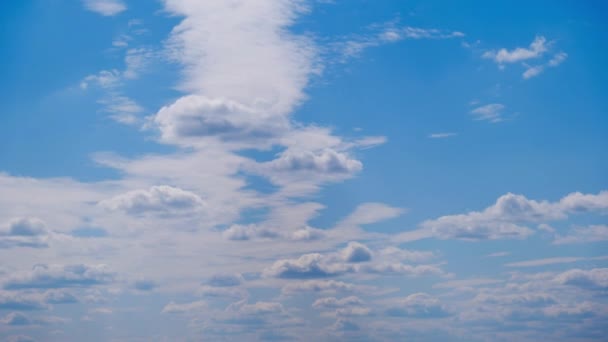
<box><xmin>264</xmin><ymin>253</ymin><xmax>352</xmax><ymax>279</ymax></box>
<box><xmin>83</xmin><ymin>0</ymin><xmax>126</xmax><ymax>16</ymax></box>
<box><xmin>100</xmin><ymin>185</ymin><xmax>205</xmax><ymax>215</ymax></box>
<box><xmin>483</xmin><ymin>36</ymin><xmax>548</xmax><ymax>64</ymax></box>
<box><xmin>421</xmin><ymin>191</ymin><xmax>608</xmax><ymax>241</ymax></box>
<box><xmin>3</xmin><ymin>264</ymin><xmax>114</xmax><ymax>290</ymax></box>
<box><xmin>222</xmin><ymin>224</ymin><xmax>279</xmax><ymax>241</ymax></box>
<box><xmin>154</xmin><ymin>95</ymin><xmax>288</xmax><ymax>147</ymax></box>
<box><xmin>342</xmin><ymin>242</ymin><xmax>372</xmax><ymax>263</ymax></box>
<box><xmin>385</xmin><ymin>293</ymin><xmax>450</xmax><ymax>318</ymax></box>
<box><xmin>265</xmin><ymin>148</ymin><xmax>362</xmax><ymax>175</ymax></box>
<box><xmin>155</xmin><ymin>0</ymin><xmax>316</xmax><ymax>147</ymax></box>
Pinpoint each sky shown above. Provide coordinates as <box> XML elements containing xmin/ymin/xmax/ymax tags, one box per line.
<box><xmin>0</xmin><ymin>0</ymin><xmax>607</xmax><ymax>341</ymax></box>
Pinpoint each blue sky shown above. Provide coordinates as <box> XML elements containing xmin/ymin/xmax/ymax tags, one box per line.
<box><xmin>0</xmin><ymin>1</ymin><xmax>607</xmax><ymax>341</ymax></box>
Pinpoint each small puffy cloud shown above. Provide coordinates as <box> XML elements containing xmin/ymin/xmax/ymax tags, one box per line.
<box><xmin>83</xmin><ymin>0</ymin><xmax>126</xmax><ymax>16</ymax></box>
<box><xmin>470</xmin><ymin>103</ymin><xmax>505</xmax><ymax>123</ymax></box>
<box><xmin>264</xmin><ymin>253</ymin><xmax>352</xmax><ymax>279</ymax></box>
<box><xmin>266</xmin><ymin>148</ymin><xmax>362</xmax><ymax>175</ymax></box>
<box><xmin>385</xmin><ymin>293</ymin><xmax>450</xmax><ymax>318</ymax></box>
<box><xmin>422</xmin><ymin>191</ymin><xmax>608</xmax><ymax>241</ymax></box>
<box><xmin>100</xmin><ymin>185</ymin><xmax>205</xmax><ymax>215</ymax></box>
<box><xmin>4</xmin><ymin>264</ymin><xmax>114</xmax><ymax>290</ymax></box>
<box><xmin>207</xmin><ymin>273</ymin><xmax>244</xmax><ymax>287</ymax></box>
<box><xmin>162</xmin><ymin>300</ymin><xmax>207</xmax><ymax>314</ymax></box>
<box><xmin>154</xmin><ymin>95</ymin><xmax>288</xmax><ymax>147</ymax></box>
<box><xmin>342</xmin><ymin>242</ymin><xmax>372</xmax><ymax>263</ymax></box>
<box><xmin>483</xmin><ymin>36</ymin><xmax>548</xmax><ymax>64</ymax></box>
<box><xmin>222</xmin><ymin>224</ymin><xmax>279</xmax><ymax>241</ymax></box>
<box><xmin>555</xmin><ymin>268</ymin><xmax>608</xmax><ymax>290</ymax></box>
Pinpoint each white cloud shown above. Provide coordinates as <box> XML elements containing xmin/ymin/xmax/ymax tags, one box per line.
<box><xmin>157</xmin><ymin>0</ymin><xmax>317</xmax><ymax>147</ymax></box>
<box><xmin>342</xmin><ymin>242</ymin><xmax>372</xmax><ymax>263</ymax></box>
<box><xmin>100</xmin><ymin>185</ymin><xmax>206</xmax><ymax>216</ymax></box>
<box><xmin>3</xmin><ymin>264</ymin><xmax>114</xmax><ymax>290</ymax></box>
<box><xmin>83</xmin><ymin>0</ymin><xmax>126</xmax><ymax>16</ymax></box>
<box><xmin>421</xmin><ymin>191</ymin><xmax>608</xmax><ymax>241</ymax></box>
<box><xmin>337</xmin><ymin>202</ymin><xmax>404</xmax><ymax>228</ymax></box>
<box><xmin>341</xmin><ymin>25</ymin><xmax>464</xmax><ymax>59</ymax></box>
<box><xmin>483</xmin><ymin>36</ymin><xmax>548</xmax><ymax>64</ymax></box>
<box><xmin>264</xmin><ymin>253</ymin><xmax>353</xmax><ymax>279</ymax></box>
<box><xmin>523</xmin><ymin>52</ymin><xmax>568</xmax><ymax>79</ymax></box>
<box><xmin>553</xmin><ymin>225</ymin><xmax>608</xmax><ymax>244</ymax></box>
<box><xmin>384</xmin><ymin>293</ymin><xmax>450</xmax><ymax>318</ymax></box>
<box><xmin>428</xmin><ymin>132</ymin><xmax>457</xmax><ymax>139</ymax></box>
<box><xmin>470</xmin><ymin>103</ymin><xmax>505</xmax><ymax>123</ymax></box>
<box><xmin>313</xmin><ymin>296</ymin><xmax>363</xmax><ymax>309</ymax></box>
<box><xmin>162</xmin><ymin>300</ymin><xmax>207</xmax><ymax>314</ymax></box>
<box><xmin>281</xmin><ymin>280</ymin><xmax>355</xmax><ymax>296</ymax></box>
<box><xmin>555</xmin><ymin>268</ymin><xmax>608</xmax><ymax>289</ymax></box>
<box><xmin>265</xmin><ymin>148</ymin><xmax>362</xmax><ymax>175</ymax></box>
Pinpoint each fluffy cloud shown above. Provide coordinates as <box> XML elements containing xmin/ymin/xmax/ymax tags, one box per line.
<box><xmin>100</xmin><ymin>185</ymin><xmax>205</xmax><ymax>215</ymax></box>
<box><xmin>83</xmin><ymin>0</ymin><xmax>126</xmax><ymax>16</ymax></box>
<box><xmin>265</xmin><ymin>148</ymin><xmax>362</xmax><ymax>175</ymax></box>
<box><xmin>421</xmin><ymin>191</ymin><xmax>608</xmax><ymax>241</ymax></box>
<box><xmin>3</xmin><ymin>264</ymin><xmax>114</xmax><ymax>290</ymax></box>
<box><xmin>385</xmin><ymin>293</ymin><xmax>450</xmax><ymax>318</ymax></box>
<box><xmin>156</xmin><ymin>0</ymin><xmax>316</xmax><ymax>147</ymax></box>
<box><xmin>483</xmin><ymin>36</ymin><xmax>548</xmax><ymax>64</ymax></box>
<box><xmin>154</xmin><ymin>95</ymin><xmax>288</xmax><ymax>147</ymax></box>
<box><xmin>264</xmin><ymin>253</ymin><xmax>352</xmax><ymax>279</ymax></box>
<box><xmin>342</xmin><ymin>242</ymin><xmax>372</xmax><ymax>263</ymax></box>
